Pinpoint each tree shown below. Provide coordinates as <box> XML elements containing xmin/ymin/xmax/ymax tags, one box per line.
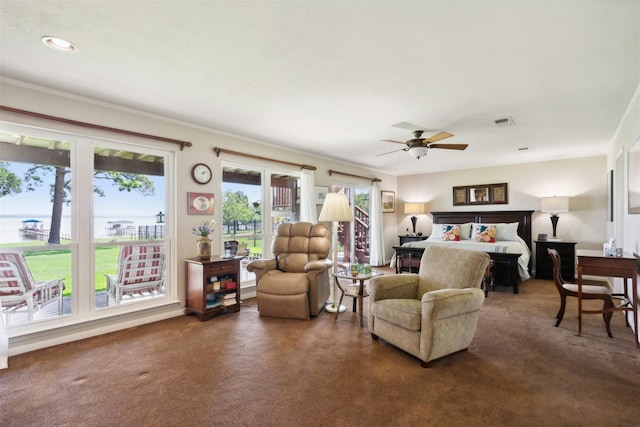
<box><xmin>355</xmin><ymin>193</ymin><xmax>369</xmax><ymax>213</ymax></box>
<box><xmin>0</xmin><ymin>162</ymin><xmax>22</xmax><ymax>197</ymax></box>
<box><xmin>22</xmin><ymin>165</ymin><xmax>155</xmax><ymax>244</ymax></box>
<box><xmin>222</xmin><ymin>190</ymin><xmax>258</xmax><ymax>234</ymax></box>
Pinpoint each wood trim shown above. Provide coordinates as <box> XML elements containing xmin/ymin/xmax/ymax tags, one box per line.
<box><xmin>0</xmin><ymin>106</ymin><xmax>193</xmax><ymax>150</ymax></box>
<box><xmin>328</xmin><ymin>169</ymin><xmax>381</xmax><ymax>182</ymax></box>
<box><xmin>213</xmin><ymin>147</ymin><xmax>316</xmax><ymax>170</ymax></box>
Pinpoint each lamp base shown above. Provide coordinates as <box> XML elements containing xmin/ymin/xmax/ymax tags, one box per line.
<box><xmin>325</xmin><ymin>303</ymin><xmax>346</xmax><ymax>313</ymax></box>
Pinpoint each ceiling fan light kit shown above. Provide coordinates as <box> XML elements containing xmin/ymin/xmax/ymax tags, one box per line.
<box><xmin>379</xmin><ymin>129</ymin><xmax>467</xmax><ymax>159</ymax></box>
<box><xmin>408</xmin><ymin>146</ymin><xmax>428</xmax><ymax>159</ymax></box>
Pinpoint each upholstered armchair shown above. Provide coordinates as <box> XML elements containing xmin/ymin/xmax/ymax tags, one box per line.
<box><xmin>369</xmin><ymin>246</ymin><xmax>489</xmax><ymax>367</ymax></box>
<box><xmin>247</xmin><ymin>222</ymin><xmax>332</xmax><ymax>320</ymax></box>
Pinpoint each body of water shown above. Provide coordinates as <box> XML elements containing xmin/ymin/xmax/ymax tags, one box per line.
<box><xmin>0</xmin><ymin>215</ymin><xmax>161</xmax><ymax>244</ymax></box>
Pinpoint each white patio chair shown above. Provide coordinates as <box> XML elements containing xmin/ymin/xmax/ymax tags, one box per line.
<box><xmin>106</xmin><ymin>244</ymin><xmax>166</xmax><ymax>304</ymax></box>
<box><xmin>0</xmin><ymin>252</ymin><xmax>65</xmax><ymax>323</ymax></box>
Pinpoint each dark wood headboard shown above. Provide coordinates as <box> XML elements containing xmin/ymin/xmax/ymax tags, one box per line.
<box><xmin>431</xmin><ymin>210</ymin><xmax>534</xmax><ymax>250</ymax></box>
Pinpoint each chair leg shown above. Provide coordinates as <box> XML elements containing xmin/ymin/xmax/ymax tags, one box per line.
<box><xmin>555</xmin><ymin>295</ymin><xmax>567</xmax><ymax>327</ymax></box>
<box><xmin>602</xmin><ymin>299</ymin><xmax>614</xmax><ymax>338</ymax></box>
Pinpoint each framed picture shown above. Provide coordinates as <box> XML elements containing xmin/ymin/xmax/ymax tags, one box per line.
<box><xmin>629</xmin><ymin>136</ymin><xmax>640</xmax><ymax>214</ymax></box>
<box><xmin>381</xmin><ymin>190</ymin><xmax>395</xmax><ymax>213</ymax></box>
<box><xmin>490</xmin><ymin>183</ymin><xmax>508</xmax><ymax>204</ymax></box>
<box><xmin>188</xmin><ymin>192</ymin><xmax>214</xmax><ymax>215</ymax></box>
<box><xmin>314</xmin><ymin>186</ymin><xmax>328</xmax><ymax>205</ymax></box>
<box><xmin>452</xmin><ymin>183</ymin><xmax>508</xmax><ymax>206</ymax></box>
<box><xmin>453</xmin><ymin>187</ymin><xmax>468</xmax><ymax>206</ymax></box>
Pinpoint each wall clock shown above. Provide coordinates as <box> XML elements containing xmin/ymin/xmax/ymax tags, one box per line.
<box><xmin>191</xmin><ymin>163</ymin><xmax>212</xmax><ymax>184</ymax></box>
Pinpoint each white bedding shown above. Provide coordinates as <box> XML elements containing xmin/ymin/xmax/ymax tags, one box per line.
<box><xmin>391</xmin><ymin>236</ymin><xmax>531</xmax><ymax>281</ymax></box>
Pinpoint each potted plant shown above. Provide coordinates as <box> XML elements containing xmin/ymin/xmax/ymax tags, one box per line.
<box><xmin>192</xmin><ymin>219</ymin><xmax>215</xmax><ymax>259</ymax></box>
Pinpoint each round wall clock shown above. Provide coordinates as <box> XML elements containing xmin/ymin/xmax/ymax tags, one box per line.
<box><xmin>191</xmin><ymin>163</ymin><xmax>212</xmax><ymax>184</ymax></box>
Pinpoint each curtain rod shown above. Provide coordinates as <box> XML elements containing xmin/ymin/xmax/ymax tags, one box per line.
<box><xmin>328</xmin><ymin>169</ymin><xmax>381</xmax><ymax>182</ymax></box>
<box><xmin>0</xmin><ymin>106</ymin><xmax>193</xmax><ymax>150</ymax></box>
<box><xmin>214</xmin><ymin>147</ymin><xmax>317</xmax><ymax>170</ymax></box>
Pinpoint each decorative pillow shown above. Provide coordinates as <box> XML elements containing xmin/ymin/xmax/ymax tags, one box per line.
<box><xmin>430</xmin><ymin>224</ymin><xmax>451</xmax><ymax>240</ymax></box>
<box><xmin>472</xmin><ymin>224</ymin><xmax>496</xmax><ymax>243</ymax></box>
<box><xmin>441</xmin><ymin>224</ymin><xmax>460</xmax><ymax>241</ymax></box>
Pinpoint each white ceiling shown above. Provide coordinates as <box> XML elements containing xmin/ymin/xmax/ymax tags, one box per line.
<box><xmin>1</xmin><ymin>1</ymin><xmax>639</xmax><ymax>176</ymax></box>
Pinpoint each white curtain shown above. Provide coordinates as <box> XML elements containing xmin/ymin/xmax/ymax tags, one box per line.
<box><xmin>0</xmin><ymin>311</ymin><xmax>7</xmax><ymax>369</ymax></box>
<box><xmin>300</xmin><ymin>169</ymin><xmax>317</xmax><ymax>223</ymax></box>
<box><xmin>369</xmin><ymin>181</ymin><xmax>386</xmax><ymax>266</ymax></box>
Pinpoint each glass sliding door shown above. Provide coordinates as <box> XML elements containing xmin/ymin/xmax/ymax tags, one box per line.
<box><xmin>222</xmin><ymin>163</ymin><xmax>300</xmax><ymax>285</ymax></box>
<box><xmin>330</xmin><ymin>184</ymin><xmax>371</xmax><ymax>264</ymax></box>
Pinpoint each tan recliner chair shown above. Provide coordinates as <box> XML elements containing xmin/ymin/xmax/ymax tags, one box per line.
<box><xmin>369</xmin><ymin>246</ymin><xmax>489</xmax><ymax>367</ymax></box>
<box><xmin>247</xmin><ymin>222</ymin><xmax>332</xmax><ymax>320</ymax></box>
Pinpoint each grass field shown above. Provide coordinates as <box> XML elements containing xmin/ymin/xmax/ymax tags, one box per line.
<box><xmin>4</xmin><ymin>236</ymin><xmax>262</xmax><ymax>297</ymax></box>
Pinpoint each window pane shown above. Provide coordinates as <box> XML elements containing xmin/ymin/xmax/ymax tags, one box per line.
<box><xmin>222</xmin><ymin>167</ymin><xmax>262</xmax><ymax>283</ymax></box>
<box><xmin>93</xmin><ymin>145</ymin><xmax>167</xmax><ymax>308</ymax></box>
<box><xmin>0</xmin><ymin>134</ymin><xmax>72</xmax><ymax>246</ymax></box>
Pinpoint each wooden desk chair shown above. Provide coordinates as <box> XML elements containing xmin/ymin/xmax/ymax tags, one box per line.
<box><xmin>547</xmin><ymin>248</ymin><xmax>626</xmax><ymax>337</ymax></box>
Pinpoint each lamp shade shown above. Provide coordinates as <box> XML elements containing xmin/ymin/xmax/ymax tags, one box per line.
<box><xmin>541</xmin><ymin>196</ymin><xmax>569</xmax><ymax>214</ymax></box>
<box><xmin>404</xmin><ymin>202</ymin><xmax>426</xmax><ymax>215</ymax></box>
<box><xmin>319</xmin><ymin>192</ymin><xmax>354</xmax><ymax>222</ymax></box>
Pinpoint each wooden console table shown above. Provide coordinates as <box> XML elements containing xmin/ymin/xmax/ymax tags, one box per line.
<box><xmin>576</xmin><ymin>250</ymin><xmax>638</xmax><ymax>348</ymax></box>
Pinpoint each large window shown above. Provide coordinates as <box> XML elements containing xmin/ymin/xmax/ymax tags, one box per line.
<box><xmin>0</xmin><ymin>123</ymin><xmax>173</xmax><ymax>329</ymax></box>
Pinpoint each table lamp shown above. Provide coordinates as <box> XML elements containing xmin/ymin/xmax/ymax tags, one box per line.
<box><xmin>541</xmin><ymin>196</ymin><xmax>569</xmax><ymax>238</ymax></box>
<box><xmin>404</xmin><ymin>202</ymin><xmax>427</xmax><ymax>235</ymax></box>
<box><xmin>319</xmin><ymin>191</ymin><xmax>354</xmax><ymax>313</ymax></box>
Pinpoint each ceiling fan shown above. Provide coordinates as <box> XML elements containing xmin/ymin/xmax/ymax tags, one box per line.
<box><xmin>378</xmin><ymin>130</ymin><xmax>468</xmax><ymax>159</ymax></box>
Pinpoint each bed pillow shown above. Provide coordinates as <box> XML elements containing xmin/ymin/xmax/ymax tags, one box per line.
<box><xmin>459</xmin><ymin>222</ymin><xmax>472</xmax><ymax>240</ymax></box>
<box><xmin>471</xmin><ymin>222</ymin><xmax>519</xmax><ymax>241</ymax></box>
<box><xmin>441</xmin><ymin>224</ymin><xmax>461</xmax><ymax>241</ymax></box>
<box><xmin>430</xmin><ymin>224</ymin><xmax>450</xmax><ymax>239</ymax></box>
<box><xmin>471</xmin><ymin>224</ymin><xmax>496</xmax><ymax>243</ymax></box>
<box><xmin>496</xmin><ymin>222</ymin><xmax>519</xmax><ymax>241</ymax></box>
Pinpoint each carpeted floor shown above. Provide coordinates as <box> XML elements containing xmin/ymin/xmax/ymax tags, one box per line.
<box><xmin>1</xmin><ymin>276</ymin><xmax>639</xmax><ymax>427</ymax></box>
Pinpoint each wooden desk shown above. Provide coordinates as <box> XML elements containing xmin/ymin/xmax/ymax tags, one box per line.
<box><xmin>576</xmin><ymin>250</ymin><xmax>639</xmax><ymax>348</ymax></box>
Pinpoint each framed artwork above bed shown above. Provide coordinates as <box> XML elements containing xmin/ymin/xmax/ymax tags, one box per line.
<box><xmin>453</xmin><ymin>183</ymin><xmax>508</xmax><ymax>206</ymax></box>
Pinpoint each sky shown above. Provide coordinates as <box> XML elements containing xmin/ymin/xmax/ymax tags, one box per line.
<box><xmin>0</xmin><ymin>161</ymin><xmax>164</xmax><ymax>218</ymax></box>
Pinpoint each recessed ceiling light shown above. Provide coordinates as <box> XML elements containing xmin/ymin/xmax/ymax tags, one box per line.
<box><xmin>41</xmin><ymin>36</ymin><xmax>78</xmax><ymax>53</ymax></box>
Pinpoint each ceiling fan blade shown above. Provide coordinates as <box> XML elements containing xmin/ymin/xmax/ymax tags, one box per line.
<box><xmin>376</xmin><ymin>147</ymin><xmax>408</xmax><ymax>156</ymax></box>
<box><xmin>428</xmin><ymin>143</ymin><xmax>468</xmax><ymax>150</ymax></box>
<box><xmin>425</xmin><ymin>131</ymin><xmax>454</xmax><ymax>143</ymax></box>
<box><xmin>381</xmin><ymin>139</ymin><xmax>407</xmax><ymax>145</ymax></box>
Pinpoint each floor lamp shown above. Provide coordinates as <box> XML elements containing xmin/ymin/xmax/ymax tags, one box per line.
<box><xmin>319</xmin><ymin>192</ymin><xmax>354</xmax><ymax>313</ymax></box>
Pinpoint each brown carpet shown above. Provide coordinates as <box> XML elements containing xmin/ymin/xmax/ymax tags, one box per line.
<box><xmin>1</xmin><ymin>275</ymin><xmax>639</xmax><ymax>427</ymax></box>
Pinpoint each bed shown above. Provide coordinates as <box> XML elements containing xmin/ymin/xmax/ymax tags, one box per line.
<box><xmin>391</xmin><ymin>210</ymin><xmax>534</xmax><ymax>293</ymax></box>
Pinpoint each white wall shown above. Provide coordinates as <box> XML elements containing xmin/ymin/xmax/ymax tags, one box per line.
<box><xmin>397</xmin><ymin>155</ymin><xmax>608</xmax><ymax>269</ymax></box>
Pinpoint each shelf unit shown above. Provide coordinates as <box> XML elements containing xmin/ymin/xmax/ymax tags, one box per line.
<box><xmin>184</xmin><ymin>256</ymin><xmax>242</xmax><ymax>321</ymax></box>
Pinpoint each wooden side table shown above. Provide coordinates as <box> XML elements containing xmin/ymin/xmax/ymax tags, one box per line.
<box><xmin>399</xmin><ymin>235</ymin><xmax>428</xmax><ymax>245</ymax></box>
<box><xmin>333</xmin><ymin>270</ymin><xmax>382</xmax><ymax>328</ymax></box>
<box><xmin>535</xmin><ymin>240</ymin><xmax>577</xmax><ymax>280</ymax></box>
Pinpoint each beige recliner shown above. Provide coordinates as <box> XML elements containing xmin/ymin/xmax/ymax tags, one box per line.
<box><xmin>247</xmin><ymin>222</ymin><xmax>332</xmax><ymax>320</ymax></box>
<box><xmin>369</xmin><ymin>246</ymin><xmax>489</xmax><ymax>367</ymax></box>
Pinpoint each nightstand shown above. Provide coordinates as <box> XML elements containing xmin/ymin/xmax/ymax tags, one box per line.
<box><xmin>399</xmin><ymin>235</ymin><xmax>428</xmax><ymax>245</ymax></box>
<box><xmin>535</xmin><ymin>240</ymin><xmax>577</xmax><ymax>280</ymax></box>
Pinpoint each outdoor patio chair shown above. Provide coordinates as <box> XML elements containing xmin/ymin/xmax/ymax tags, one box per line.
<box><xmin>106</xmin><ymin>244</ymin><xmax>166</xmax><ymax>304</ymax></box>
<box><xmin>0</xmin><ymin>252</ymin><xmax>65</xmax><ymax>322</ymax></box>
